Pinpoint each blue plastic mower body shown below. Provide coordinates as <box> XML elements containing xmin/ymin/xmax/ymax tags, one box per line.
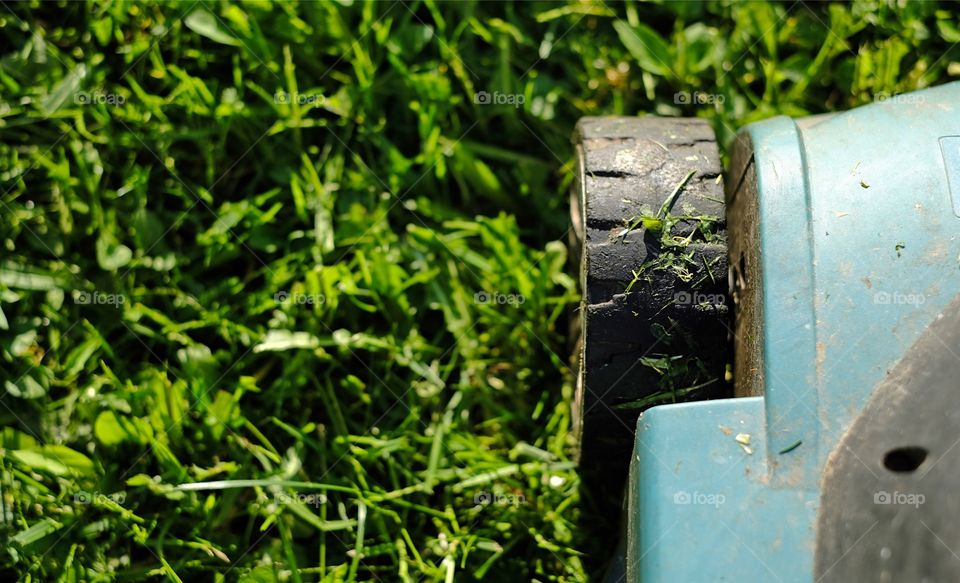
<box><xmin>623</xmin><ymin>81</ymin><xmax>960</xmax><ymax>582</ymax></box>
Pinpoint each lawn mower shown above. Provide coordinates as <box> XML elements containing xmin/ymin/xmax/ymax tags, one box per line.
<box><xmin>572</xmin><ymin>81</ymin><xmax>960</xmax><ymax>581</ymax></box>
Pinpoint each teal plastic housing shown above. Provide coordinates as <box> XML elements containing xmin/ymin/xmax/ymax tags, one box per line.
<box><xmin>625</xmin><ymin>82</ymin><xmax>960</xmax><ymax>582</ymax></box>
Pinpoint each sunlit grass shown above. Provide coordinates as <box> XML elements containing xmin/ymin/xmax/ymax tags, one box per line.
<box><xmin>0</xmin><ymin>1</ymin><xmax>956</xmax><ymax>580</ymax></box>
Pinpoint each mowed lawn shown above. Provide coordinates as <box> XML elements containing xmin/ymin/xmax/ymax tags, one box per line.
<box><xmin>0</xmin><ymin>1</ymin><xmax>957</xmax><ymax>581</ymax></box>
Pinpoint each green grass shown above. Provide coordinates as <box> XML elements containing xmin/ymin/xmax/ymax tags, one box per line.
<box><xmin>0</xmin><ymin>1</ymin><xmax>957</xmax><ymax>581</ymax></box>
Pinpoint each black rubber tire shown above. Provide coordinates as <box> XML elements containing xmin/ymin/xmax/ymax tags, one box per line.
<box><xmin>572</xmin><ymin>116</ymin><xmax>731</xmax><ymax>472</ymax></box>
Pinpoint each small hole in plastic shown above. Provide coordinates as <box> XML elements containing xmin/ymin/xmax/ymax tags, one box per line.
<box><xmin>883</xmin><ymin>446</ymin><xmax>928</xmax><ymax>473</ymax></box>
